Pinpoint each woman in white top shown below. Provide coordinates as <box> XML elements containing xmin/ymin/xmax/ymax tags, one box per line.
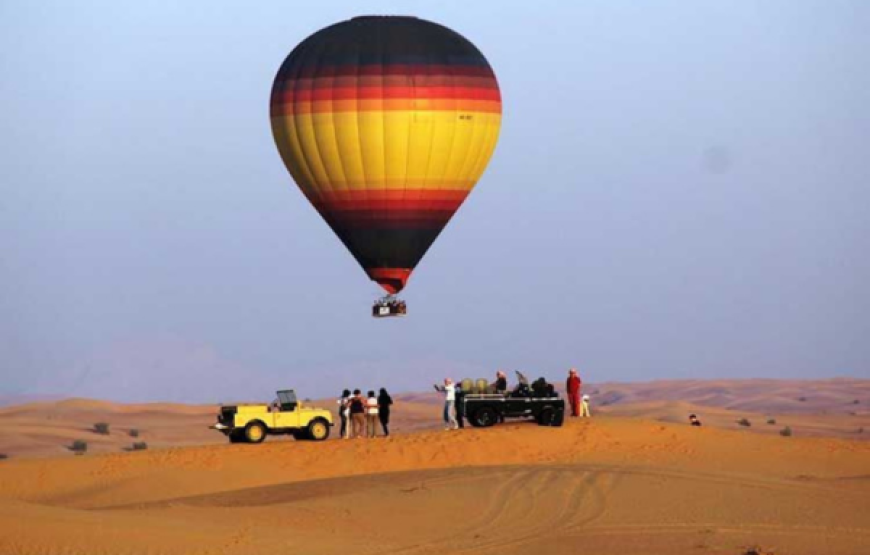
<box><xmin>365</xmin><ymin>390</ymin><xmax>379</xmax><ymax>438</ymax></box>
<box><xmin>433</xmin><ymin>378</ymin><xmax>458</xmax><ymax>430</ymax></box>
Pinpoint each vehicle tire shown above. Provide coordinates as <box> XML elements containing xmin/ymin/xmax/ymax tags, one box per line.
<box><xmin>307</xmin><ymin>419</ymin><xmax>330</xmax><ymax>441</ymax></box>
<box><xmin>244</xmin><ymin>421</ymin><xmax>267</xmax><ymax>444</ymax></box>
<box><xmin>537</xmin><ymin>406</ymin><xmax>557</xmax><ymax>426</ymax></box>
<box><xmin>228</xmin><ymin>430</ymin><xmax>245</xmax><ymax>443</ymax></box>
<box><xmin>292</xmin><ymin>430</ymin><xmax>308</xmax><ymax>441</ymax></box>
<box><xmin>472</xmin><ymin>406</ymin><xmax>498</xmax><ymax>428</ymax></box>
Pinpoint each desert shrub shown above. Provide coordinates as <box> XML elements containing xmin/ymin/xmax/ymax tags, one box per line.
<box><xmin>93</xmin><ymin>422</ymin><xmax>110</xmax><ymax>435</ymax></box>
<box><xmin>858</xmin><ymin>428</ymin><xmax>864</xmax><ymax>434</ymax></box>
<box><xmin>71</xmin><ymin>440</ymin><xmax>88</xmax><ymax>453</ymax></box>
<box><xmin>853</xmin><ymin>399</ymin><xmax>861</xmax><ymax>405</ymax></box>
<box><xmin>798</xmin><ymin>396</ymin><xmax>807</xmax><ymax>402</ymax></box>
<box><xmin>766</xmin><ymin>418</ymin><xmax>776</xmax><ymax>425</ymax></box>
<box><xmin>0</xmin><ymin>453</ymin><xmax>8</xmax><ymax>460</ymax></box>
<box><xmin>131</xmin><ymin>442</ymin><xmax>148</xmax><ymax>451</ymax></box>
<box><xmin>737</xmin><ymin>418</ymin><xmax>752</xmax><ymax>427</ymax></box>
<box><xmin>128</xmin><ymin>429</ymin><xmax>139</xmax><ymax>438</ymax></box>
<box><xmin>780</xmin><ymin>426</ymin><xmax>793</xmax><ymax>437</ymax></box>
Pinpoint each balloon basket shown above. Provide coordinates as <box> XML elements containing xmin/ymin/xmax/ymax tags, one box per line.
<box><xmin>372</xmin><ymin>296</ymin><xmax>407</xmax><ymax>318</ymax></box>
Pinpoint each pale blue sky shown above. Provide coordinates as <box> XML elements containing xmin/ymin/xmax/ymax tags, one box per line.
<box><xmin>1</xmin><ymin>1</ymin><xmax>868</xmax><ymax>401</ymax></box>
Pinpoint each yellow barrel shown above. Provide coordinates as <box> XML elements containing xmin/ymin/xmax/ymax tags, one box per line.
<box><xmin>475</xmin><ymin>378</ymin><xmax>489</xmax><ymax>394</ymax></box>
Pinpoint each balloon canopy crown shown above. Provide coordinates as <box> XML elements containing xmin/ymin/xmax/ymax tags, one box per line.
<box><xmin>373</xmin><ymin>296</ymin><xmax>407</xmax><ymax>318</ymax></box>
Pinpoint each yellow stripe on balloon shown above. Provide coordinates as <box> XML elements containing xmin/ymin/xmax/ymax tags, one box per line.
<box><xmin>271</xmin><ymin>111</ymin><xmax>501</xmax><ymax>194</ymax></box>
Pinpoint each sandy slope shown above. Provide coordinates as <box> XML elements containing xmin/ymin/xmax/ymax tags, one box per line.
<box><xmin>1</xmin><ymin>415</ymin><xmax>869</xmax><ymax>555</ymax></box>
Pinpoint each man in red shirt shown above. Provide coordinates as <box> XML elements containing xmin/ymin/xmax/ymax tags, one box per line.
<box><xmin>566</xmin><ymin>368</ymin><xmax>582</xmax><ymax>417</ymax></box>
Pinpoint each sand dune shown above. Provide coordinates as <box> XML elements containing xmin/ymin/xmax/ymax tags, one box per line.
<box><xmin>589</xmin><ymin>378</ymin><xmax>869</xmax><ymax>414</ymax></box>
<box><xmin>1</xmin><ymin>380</ymin><xmax>868</xmax><ymax>553</ymax></box>
<box><xmin>1</xmin><ymin>415</ymin><xmax>869</xmax><ymax>554</ymax></box>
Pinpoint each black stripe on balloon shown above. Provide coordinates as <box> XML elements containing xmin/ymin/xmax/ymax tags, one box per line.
<box><xmin>328</xmin><ymin>227</ymin><xmax>446</xmax><ymax>271</ymax></box>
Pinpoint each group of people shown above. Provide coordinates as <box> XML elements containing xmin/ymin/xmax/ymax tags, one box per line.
<box><xmin>335</xmin><ymin>368</ymin><xmax>595</xmax><ymax>438</ymax></box>
<box><xmin>337</xmin><ymin>388</ymin><xmax>393</xmax><ymax>439</ymax></box>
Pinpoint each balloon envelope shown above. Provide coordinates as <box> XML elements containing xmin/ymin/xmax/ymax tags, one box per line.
<box><xmin>270</xmin><ymin>16</ymin><xmax>502</xmax><ymax>294</ymax></box>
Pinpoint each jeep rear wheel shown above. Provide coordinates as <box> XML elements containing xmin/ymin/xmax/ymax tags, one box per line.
<box><xmin>307</xmin><ymin>419</ymin><xmax>330</xmax><ymax>441</ymax></box>
<box><xmin>472</xmin><ymin>406</ymin><xmax>497</xmax><ymax>428</ymax></box>
<box><xmin>244</xmin><ymin>422</ymin><xmax>267</xmax><ymax>443</ymax></box>
<box><xmin>228</xmin><ymin>430</ymin><xmax>245</xmax><ymax>443</ymax></box>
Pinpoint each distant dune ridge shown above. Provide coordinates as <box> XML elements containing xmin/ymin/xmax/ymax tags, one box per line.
<box><xmin>0</xmin><ymin>379</ymin><xmax>866</xmax><ymax>460</ymax></box>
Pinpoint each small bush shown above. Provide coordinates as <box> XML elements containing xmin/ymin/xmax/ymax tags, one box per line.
<box><xmin>0</xmin><ymin>453</ymin><xmax>8</xmax><ymax>460</ymax></box>
<box><xmin>798</xmin><ymin>397</ymin><xmax>807</xmax><ymax>402</ymax></box>
<box><xmin>71</xmin><ymin>440</ymin><xmax>88</xmax><ymax>453</ymax></box>
<box><xmin>853</xmin><ymin>399</ymin><xmax>860</xmax><ymax>405</ymax></box>
<box><xmin>858</xmin><ymin>428</ymin><xmax>864</xmax><ymax>434</ymax></box>
<box><xmin>94</xmin><ymin>422</ymin><xmax>110</xmax><ymax>435</ymax></box>
<box><xmin>131</xmin><ymin>442</ymin><xmax>148</xmax><ymax>451</ymax></box>
<box><xmin>766</xmin><ymin>418</ymin><xmax>776</xmax><ymax>425</ymax></box>
<box><xmin>780</xmin><ymin>426</ymin><xmax>793</xmax><ymax>437</ymax></box>
<box><xmin>737</xmin><ymin>418</ymin><xmax>752</xmax><ymax>427</ymax></box>
<box><xmin>128</xmin><ymin>429</ymin><xmax>139</xmax><ymax>438</ymax></box>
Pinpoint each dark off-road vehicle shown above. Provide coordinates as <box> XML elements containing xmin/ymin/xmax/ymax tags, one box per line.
<box><xmin>462</xmin><ymin>372</ymin><xmax>565</xmax><ymax>428</ymax></box>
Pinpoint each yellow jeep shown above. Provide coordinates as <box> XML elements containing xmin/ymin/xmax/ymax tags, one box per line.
<box><xmin>210</xmin><ymin>390</ymin><xmax>333</xmax><ymax>443</ymax></box>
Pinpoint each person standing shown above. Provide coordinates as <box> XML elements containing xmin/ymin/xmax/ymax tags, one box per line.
<box><xmin>566</xmin><ymin>368</ymin><xmax>582</xmax><ymax>417</ymax></box>
<box><xmin>434</xmin><ymin>378</ymin><xmax>458</xmax><ymax>430</ymax></box>
<box><xmin>349</xmin><ymin>389</ymin><xmax>366</xmax><ymax>438</ymax></box>
<box><xmin>378</xmin><ymin>388</ymin><xmax>393</xmax><ymax>436</ymax></box>
<box><xmin>455</xmin><ymin>383</ymin><xmax>466</xmax><ymax>429</ymax></box>
<box><xmin>337</xmin><ymin>389</ymin><xmax>351</xmax><ymax>439</ymax></box>
<box><xmin>365</xmin><ymin>390</ymin><xmax>379</xmax><ymax>438</ymax></box>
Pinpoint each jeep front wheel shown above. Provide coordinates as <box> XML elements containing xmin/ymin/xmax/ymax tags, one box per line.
<box><xmin>244</xmin><ymin>422</ymin><xmax>267</xmax><ymax>444</ymax></box>
<box><xmin>307</xmin><ymin>419</ymin><xmax>330</xmax><ymax>441</ymax></box>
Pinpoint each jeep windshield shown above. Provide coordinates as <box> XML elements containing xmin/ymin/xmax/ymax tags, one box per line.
<box><xmin>276</xmin><ymin>390</ymin><xmax>297</xmax><ymax>411</ymax></box>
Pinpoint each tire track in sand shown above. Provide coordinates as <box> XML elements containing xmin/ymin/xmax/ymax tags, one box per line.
<box><xmin>385</xmin><ymin>467</ymin><xmax>610</xmax><ymax>555</ymax></box>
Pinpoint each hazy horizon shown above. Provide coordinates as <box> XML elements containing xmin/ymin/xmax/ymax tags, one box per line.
<box><xmin>2</xmin><ymin>1</ymin><xmax>868</xmax><ymax>402</ymax></box>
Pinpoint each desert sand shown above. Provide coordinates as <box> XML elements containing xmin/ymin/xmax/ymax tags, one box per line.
<box><xmin>1</xmin><ymin>380</ymin><xmax>868</xmax><ymax>554</ymax></box>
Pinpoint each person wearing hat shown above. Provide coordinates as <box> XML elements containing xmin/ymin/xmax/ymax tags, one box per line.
<box><xmin>433</xmin><ymin>378</ymin><xmax>458</xmax><ymax>430</ymax></box>
<box><xmin>580</xmin><ymin>394</ymin><xmax>591</xmax><ymax>418</ymax></box>
<box><xmin>566</xmin><ymin>368</ymin><xmax>582</xmax><ymax>417</ymax></box>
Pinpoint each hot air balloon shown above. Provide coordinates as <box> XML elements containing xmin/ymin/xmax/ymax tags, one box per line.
<box><xmin>270</xmin><ymin>16</ymin><xmax>502</xmax><ymax>316</ymax></box>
